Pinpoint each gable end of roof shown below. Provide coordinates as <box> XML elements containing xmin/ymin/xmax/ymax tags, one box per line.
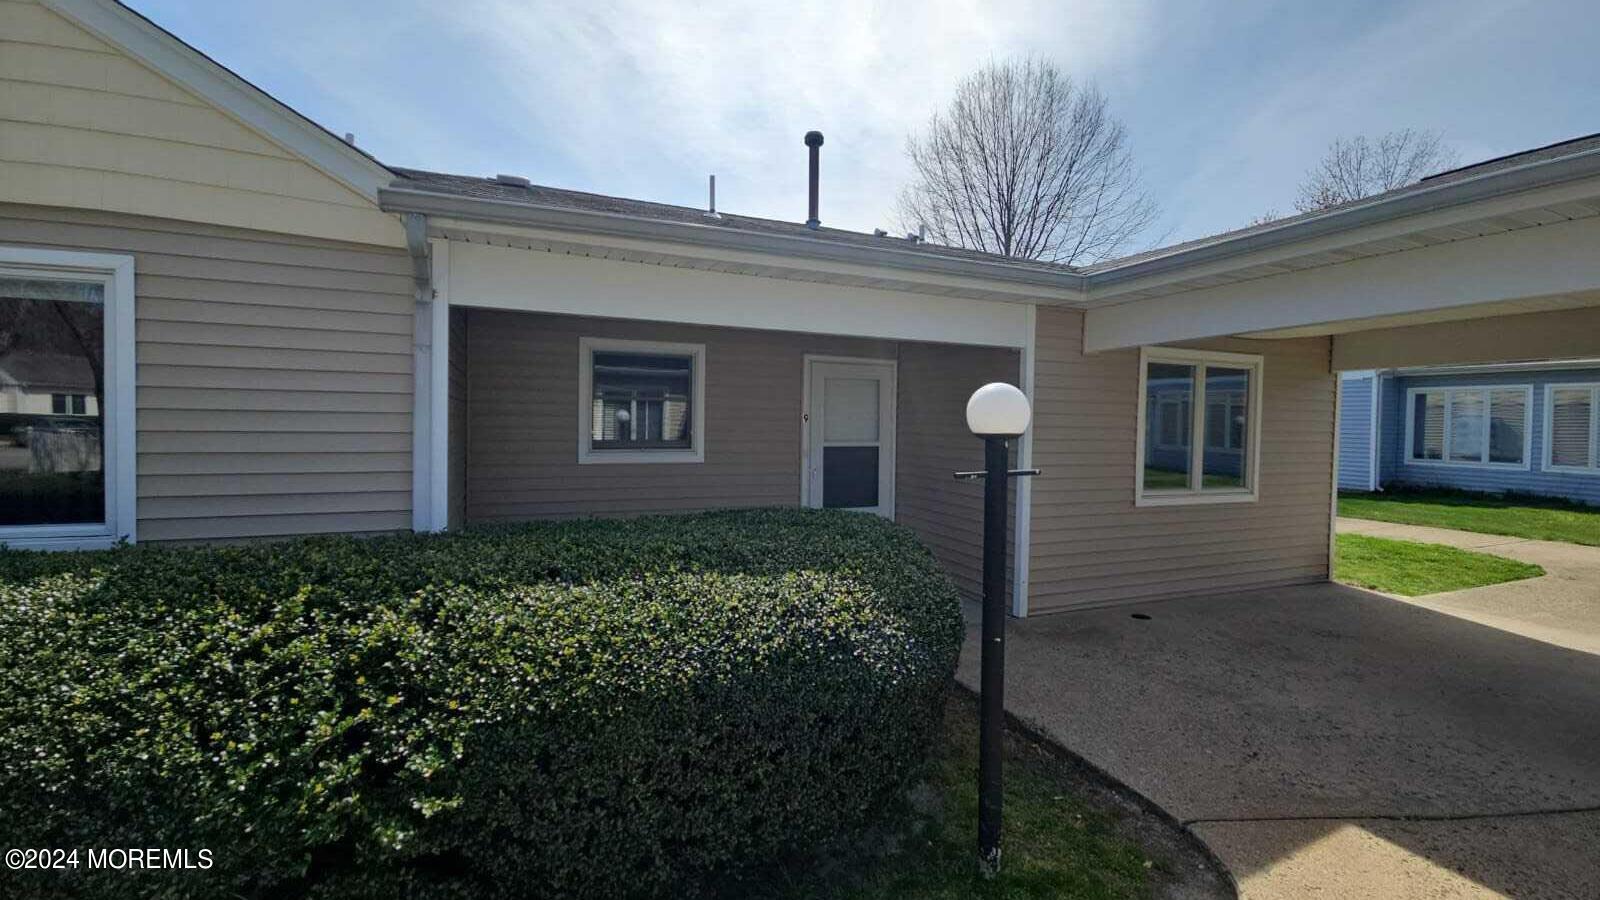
<box><xmin>41</xmin><ymin>0</ymin><xmax>394</xmax><ymax>201</ymax></box>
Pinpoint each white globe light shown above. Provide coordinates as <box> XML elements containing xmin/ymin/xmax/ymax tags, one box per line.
<box><xmin>965</xmin><ymin>382</ymin><xmax>1031</xmax><ymax>436</ymax></box>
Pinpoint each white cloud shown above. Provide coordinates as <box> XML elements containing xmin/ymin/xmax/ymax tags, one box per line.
<box><xmin>424</xmin><ymin>0</ymin><xmax>1157</xmax><ymax>231</ymax></box>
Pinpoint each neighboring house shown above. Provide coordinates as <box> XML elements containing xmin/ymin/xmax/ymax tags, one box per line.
<box><xmin>1339</xmin><ymin>364</ymin><xmax>1600</xmax><ymax>505</ymax></box>
<box><xmin>3</xmin><ymin>0</ymin><xmax>1600</xmax><ymax>615</ymax></box>
<box><xmin>0</xmin><ymin>351</ymin><xmax>101</xmax><ymax>420</ymax></box>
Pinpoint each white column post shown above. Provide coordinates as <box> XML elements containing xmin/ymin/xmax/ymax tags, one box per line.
<box><xmin>428</xmin><ymin>239</ymin><xmax>451</xmax><ymax>531</ymax></box>
<box><xmin>1010</xmin><ymin>303</ymin><xmax>1037</xmax><ymax>617</ymax></box>
<box><xmin>410</xmin><ymin>237</ymin><xmax>451</xmax><ymax>533</ymax></box>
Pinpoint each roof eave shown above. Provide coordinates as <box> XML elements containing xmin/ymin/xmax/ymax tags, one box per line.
<box><xmin>1085</xmin><ymin>146</ymin><xmax>1600</xmax><ymax>292</ymax></box>
<box><xmin>378</xmin><ymin>185</ymin><xmax>1090</xmax><ymax>297</ymax></box>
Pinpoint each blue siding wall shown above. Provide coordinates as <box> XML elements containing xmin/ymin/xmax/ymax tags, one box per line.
<box><xmin>1379</xmin><ymin>366</ymin><xmax>1600</xmax><ymax>505</ymax></box>
<box><xmin>1338</xmin><ymin>372</ymin><xmax>1376</xmax><ymax>490</ymax></box>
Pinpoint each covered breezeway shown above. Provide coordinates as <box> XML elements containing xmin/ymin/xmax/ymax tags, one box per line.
<box><xmin>1026</xmin><ymin>136</ymin><xmax>1600</xmax><ymax>897</ymax></box>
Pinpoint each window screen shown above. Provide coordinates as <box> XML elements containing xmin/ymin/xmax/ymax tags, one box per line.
<box><xmin>1144</xmin><ymin>363</ymin><xmax>1194</xmax><ymax>490</ymax></box>
<box><xmin>0</xmin><ymin>276</ymin><xmax>106</xmax><ymax>526</ymax></box>
<box><xmin>1549</xmin><ymin>388</ymin><xmax>1594</xmax><ymax>469</ymax></box>
<box><xmin>1487</xmin><ymin>389</ymin><xmax>1527</xmax><ymax>465</ymax></box>
<box><xmin>590</xmin><ymin>351</ymin><xmax>693</xmax><ymax>450</ymax></box>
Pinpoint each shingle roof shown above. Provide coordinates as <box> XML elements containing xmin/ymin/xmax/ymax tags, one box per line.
<box><xmin>388</xmin><ymin>167</ymin><xmax>1077</xmax><ymax>275</ymax></box>
<box><xmin>0</xmin><ymin>352</ymin><xmax>96</xmax><ymax>392</ymax></box>
<box><xmin>390</xmin><ymin>131</ymin><xmax>1600</xmax><ymax>277</ymax></box>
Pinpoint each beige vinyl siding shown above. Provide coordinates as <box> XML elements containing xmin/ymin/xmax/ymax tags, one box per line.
<box><xmin>0</xmin><ymin>0</ymin><xmax>402</xmax><ymax>247</ymax></box>
<box><xmin>0</xmin><ymin>202</ymin><xmax>414</xmax><ymax>541</ymax></box>
<box><xmin>1027</xmin><ymin>306</ymin><xmax>1334</xmax><ymax>612</ymax></box>
<box><xmin>462</xmin><ymin>310</ymin><xmax>1018</xmax><ymax>597</ymax></box>
<box><xmin>896</xmin><ymin>342</ymin><xmax>1020</xmax><ymax>599</ymax></box>
<box><xmin>464</xmin><ymin>310</ymin><xmax>895</xmax><ymax>520</ymax></box>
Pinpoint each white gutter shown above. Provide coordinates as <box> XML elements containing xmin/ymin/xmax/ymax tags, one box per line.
<box><xmin>379</xmin><ymin>186</ymin><xmax>1088</xmax><ymax>295</ymax></box>
<box><xmin>381</xmin><ymin>141</ymin><xmax>1600</xmax><ymax>302</ymax></box>
<box><xmin>1083</xmin><ymin>145</ymin><xmax>1600</xmax><ymax>290</ymax></box>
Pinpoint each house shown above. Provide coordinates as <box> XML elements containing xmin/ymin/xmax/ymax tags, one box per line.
<box><xmin>1338</xmin><ymin>363</ymin><xmax>1600</xmax><ymax>505</ymax></box>
<box><xmin>4</xmin><ymin>0</ymin><xmax>1599</xmax><ymax>614</ymax></box>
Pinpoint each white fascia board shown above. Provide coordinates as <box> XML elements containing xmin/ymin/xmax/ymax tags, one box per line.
<box><xmin>43</xmin><ymin>0</ymin><xmax>392</xmax><ymax>200</ymax></box>
<box><xmin>385</xmin><ymin>194</ymin><xmax>1089</xmax><ymax>303</ymax></box>
<box><xmin>1083</xmin><ymin>161</ymin><xmax>1600</xmax><ymax>300</ymax></box>
<box><xmin>446</xmin><ymin>240</ymin><xmax>1032</xmax><ymax>349</ymax></box>
<box><xmin>1085</xmin><ymin>215</ymin><xmax>1600</xmax><ymax>353</ymax></box>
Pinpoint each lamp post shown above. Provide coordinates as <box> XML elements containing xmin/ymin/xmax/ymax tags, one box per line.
<box><xmin>954</xmin><ymin>382</ymin><xmax>1037</xmax><ymax>879</ymax></box>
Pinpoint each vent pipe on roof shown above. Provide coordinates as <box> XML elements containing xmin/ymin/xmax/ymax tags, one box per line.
<box><xmin>804</xmin><ymin>130</ymin><xmax>824</xmax><ymax>229</ymax></box>
<box><xmin>494</xmin><ymin>174</ymin><xmax>532</xmax><ymax>188</ymax></box>
<box><xmin>705</xmin><ymin>174</ymin><xmax>721</xmax><ymax>219</ymax></box>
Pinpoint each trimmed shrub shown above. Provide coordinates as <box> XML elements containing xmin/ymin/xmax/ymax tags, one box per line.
<box><xmin>0</xmin><ymin>508</ymin><xmax>962</xmax><ymax>898</ymax></box>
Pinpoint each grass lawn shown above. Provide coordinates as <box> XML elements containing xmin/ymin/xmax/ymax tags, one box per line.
<box><xmin>773</xmin><ymin>691</ymin><xmax>1222</xmax><ymax>900</ymax></box>
<box><xmin>1335</xmin><ymin>533</ymin><xmax>1545</xmax><ymax>597</ymax></box>
<box><xmin>1339</xmin><ymin>488</ymin><xmax>1600</xmax><ymax>547</ymax></box>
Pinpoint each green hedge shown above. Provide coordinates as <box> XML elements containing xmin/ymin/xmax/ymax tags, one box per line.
<box><xmin>0</xmin><ymin>508</ymin><xmax>962</xmax><ymax>899</ymax></box>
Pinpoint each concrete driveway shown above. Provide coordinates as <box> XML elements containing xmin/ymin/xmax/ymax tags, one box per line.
<box><xmin>957</xmin><ymin>583</ymin><xmax>1600</xmax><ymax>898</ymax></box>
<box><xmin>1338</xmin><ymin>517</ymin><xmax>1600</xmax><ymax>655</ymax></box>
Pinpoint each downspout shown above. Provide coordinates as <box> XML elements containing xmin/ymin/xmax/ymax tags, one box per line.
<box><xmin>404</xmin><ymin>212</ymin><xmax>432</xmax><ymax>302</ymax></box>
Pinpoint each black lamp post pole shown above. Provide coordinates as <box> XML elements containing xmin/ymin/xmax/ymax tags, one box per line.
<box><xmin>977</xmin><ymin>434</ymin><xmax>1009</xmax><ymax>877</ymax></box>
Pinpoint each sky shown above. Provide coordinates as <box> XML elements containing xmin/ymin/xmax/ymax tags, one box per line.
<box><xmin>131</xmin><ymin>0</ymin><xmax>1600</xmax><ymax>252</ymax></box>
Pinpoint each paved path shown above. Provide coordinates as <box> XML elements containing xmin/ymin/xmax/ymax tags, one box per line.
<box><xmin>1337</xmin><ymin>517</ymin><xmax>1600</xmax><ymax>655</ymax></box>
<box><xmin>958</xmin><ymin>582</ymin><xmax>1600</xmax><ymax>898</ymax></box>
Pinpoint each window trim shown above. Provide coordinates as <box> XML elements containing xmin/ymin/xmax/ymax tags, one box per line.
<box><xmin>1542</xmin><ymin>383</ymin><xmax>1600</xmax><ymax>476</ymax></box>
<box><xmin>1134</xmin><ymin>346</ymin><xmax>1264</xmax><ymax>507</ymax></box>
<box><xmin>1403</xmin><ymin>384</ymin><xmax>1533</xmax><ymax>471</ymax></box>
<box><xmin>576</xmin><ymin>336</ymin><xmax>706</xmax><ymax>464</ymax></box>
<box><xmin>0</xmin><ymin>246</ymin><xmax>136</xmax><ymax>549</ymax></box>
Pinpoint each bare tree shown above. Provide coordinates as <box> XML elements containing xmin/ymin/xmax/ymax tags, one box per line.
<box><xmin>1294</xmin><ymin>129</ymin><xmax>1459</xmax><ymax>213</ymax></box>
<box><xmin>898</xmin><ymin>58</ymin><xmax>1157</xmax><ymax>265</ymax></box>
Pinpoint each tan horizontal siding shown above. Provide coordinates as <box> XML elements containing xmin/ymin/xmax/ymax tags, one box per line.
<box><xmin>0</xmin><ymin>1</ymin><xmax>402</xmax><ymax>246</ymax></box>
<box><xmin>463</xmin><ymin>310</ymin><xmax>1018</xmax><ymax>598</ymax></box>
<box><xmin>463</xmin><ymin>310</ymin><xmax>898</xmax><ymax>522</ymax></box>
<box><xmin>1026</xmin><ymin>306</ymin><xmax>1334</xmax><ymax>613</ymax></box>
<box><xmin>895</xmin><ymin>341</ymin><xmax>1019</xmax><ymax>600</ymax></box>
<box><xmin>0</xmin><ymin>202</ymin><xmax>414</xmax><ymax>541</ymax></box>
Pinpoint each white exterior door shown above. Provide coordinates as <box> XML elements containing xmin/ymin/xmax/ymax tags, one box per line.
<box><xmin>805</xmin><ymin>358</ymin><xmax>896</xmax><ymax>518</ymax></box>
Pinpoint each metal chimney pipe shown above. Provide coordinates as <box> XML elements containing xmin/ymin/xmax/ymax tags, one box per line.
<box><xmin>804</xmin><ymin>131</ymin><xmax>824</xmax><ymax>229</ymax></box>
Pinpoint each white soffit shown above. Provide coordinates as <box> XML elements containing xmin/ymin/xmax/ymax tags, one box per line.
<box><xmin>1244</xmin><ymin>290</ymin><xmax>1600</xmax><ymax>339</ymax></box>
<box><xmin>443</xmin><ymin>239</ymin><xmax>1032</xmax><ymax>349</ymax></box>
<box><xmin>429</xmin><ymin>218</ymin><xmax>1081</xmax><ymax>305</ymax></box>
<box><xmin>1087</xmin><ymin>177</ymin><xmax>1600</xmax><ymax>304</ymax></box>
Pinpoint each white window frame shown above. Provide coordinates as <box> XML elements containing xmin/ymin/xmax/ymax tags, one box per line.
<box><xmin>1135</xmin><ymin>346</ymin><xmax>1264</xmax><ymax>507</ymax></box>
<box><xmin>0</xmin><ymin>246</ymin><xmax>136</xmax><ymax>550</ymax></box>
<box><xmin>1542</xmin><ymin>383</ymin><xmax>1600</xmax><ymax>476</ymax></box>
<box><xmin>1403</xmin><ymin>384</ymin><xmax>1533</xmax><ymax>471</ymax></box>
<box><xmin>577</xmin><ymin>336</ymin><xmax>706</xmax><ymax>464</ymax></box>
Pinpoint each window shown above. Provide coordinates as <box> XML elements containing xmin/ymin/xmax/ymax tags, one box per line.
<box><xmin>0</xmin><ymin>247</ymin><xmax>134</xmax><ymax>548</ymax></box>
<box><xmin>51</xmin><ymin>393</ymin><xmax>89</xmax><ymax>415</ymax></box>
<box><xmin>1136</xmin><ymin>347</ymin><xmax>1262</xmax><ymax>505</ymax></box>
<box><xmin>577</xmin><ymin>337</ymin><xmax>705</xmax><ymax>464</ymax></box>
<box><xmin>1544</xmin><ymin>384</ymin><xmax>1600</xmax><ymax>475</ymax></box>
<box><xmin>1405</xmin><ymin>386</ymin><xmax>1531</xmax><ymax>469</ymax></box>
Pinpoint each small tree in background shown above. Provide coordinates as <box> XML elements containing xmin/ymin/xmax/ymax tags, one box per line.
<box><xmin>1294</xmin><ymin>129</ymin><xmax>1460</xmax><ymax>212</ymax></box>
<box><xmin>898</xmin><ymin>58</ymin><xmax>1157</xmax><ymax>266</ymax></box>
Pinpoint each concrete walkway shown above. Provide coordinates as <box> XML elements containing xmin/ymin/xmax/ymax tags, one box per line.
<box><xmin>957</xmin><ymin>583</ymin><xmax>1600</xmax><ymax>899</ymax></box>
<box><xmin>1337</xmin><ymin>517</ymin><xmax>1600</xmax><ymax>655</ymax></box>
